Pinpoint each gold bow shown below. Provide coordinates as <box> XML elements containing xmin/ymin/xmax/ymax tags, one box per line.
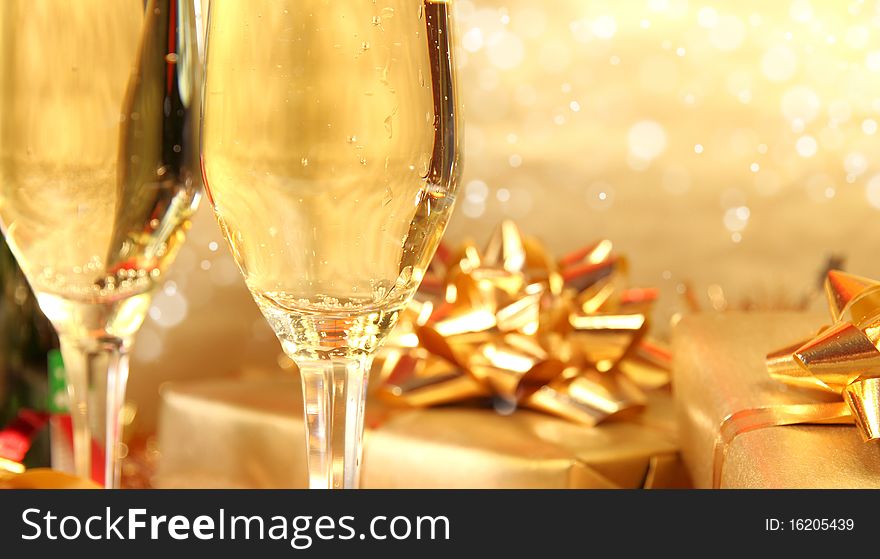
<box><xmin>374</xmin><ymin>221</ymin><xmax>670</xmax><ymax>426</ymax></box>
<box><xmin>766</xmin><ymin>270</ymin><xmax>880</xmax><ymax>441</ymax></box>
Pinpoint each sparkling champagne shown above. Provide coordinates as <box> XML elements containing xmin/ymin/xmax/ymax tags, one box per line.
<box><xmin>0</xmin><ymin>0</ymin><xmax>201</xmax><ymax>341</ymax></box>
<box><xmin>203</xmin><ymin>0</ymin><xmax>460</xmax><ymax>360</ymax></box>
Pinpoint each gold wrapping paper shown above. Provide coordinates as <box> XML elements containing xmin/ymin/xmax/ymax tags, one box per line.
<box><xmin>674</xmin><ymin>312</ymin><xmax>880</xmax><ymax>489</ymax></box>
<box><xmin>155</xmin><ymin>377</ymin><xmax>687</xmax><ymax>489</ymax></box>
<box><xmin>375</xmin><ymin>220</ymin><xmax>670</xmax><ymax>426</ymax></box>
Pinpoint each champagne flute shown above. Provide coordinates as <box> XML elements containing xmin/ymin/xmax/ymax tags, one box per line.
<box><xmin>201</xmin><ymin>0</ymin><xmax>461</xmax><ymax>489</ymax></box>
<box><xmin>0</xmin><ymin>0</ymin><xmax>202</xmax><ymax>487</ymax></box>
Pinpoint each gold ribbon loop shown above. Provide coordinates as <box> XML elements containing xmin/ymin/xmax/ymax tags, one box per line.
<box><xmin>525</xmin><ymin>370</ymin><xmax>646</xmax><ymax>426</ymax></box>
<box><xmin>792</xmin><ymin>322</ymin><xmax>880</xmax><ymax>391</ymax></box>
<box><xmin>616</xmin><ymin>339</ymin><xmax>672</xmax><ymax>389</ymax></box>
<box><xmin>843</xmin><ymin>377</ymin><xmax>880</xmax><ymax>441</ymax></box>
<box><xmin>482</xmin><ymin>220</ymin><xmax>526</xmax><ymax>273</ymax></box>
<box><xmin>378</xmin><ymin>349</ymin><xmax>488</xmax><ymax>407</ymax></box>
<box><xmin>825</xmin><ymin>270</ymin><xmax>880</xmax><ymax>323</ymax></box>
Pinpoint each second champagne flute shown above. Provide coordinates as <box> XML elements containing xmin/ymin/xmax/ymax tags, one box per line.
<box><xmin>201</xmin><ymin>0</ymin><xmax>461</xmax><ymax>488</ymax></box>
<box><xmin>0</xmin><ymin>0</ymin><xmax>202</xmax><ymax>487</ymax></box>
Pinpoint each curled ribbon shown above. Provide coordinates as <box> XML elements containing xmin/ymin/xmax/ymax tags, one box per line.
<box><xmin>373</xmin><ymin>220</ymin><xmax>670</xmax><ymax>427</ymax></box>
<box><xmin>713</xmin><ymin>270</ymin><xmax>880</xmax><ymax>487</ymax></box>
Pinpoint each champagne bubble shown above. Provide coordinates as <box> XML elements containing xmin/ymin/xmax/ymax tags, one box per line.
<box><xmin>384</xmin><ymin>115</ymin><xmax>393</xmax><ymax>138</ymax></box>
<box><xmin>375</xmin><ymin>284</ymin><xmax>387</xmax><ymax>300</ymax></box>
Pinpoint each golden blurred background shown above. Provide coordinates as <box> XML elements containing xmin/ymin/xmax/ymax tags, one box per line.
<box><xmin>127</xmin><ymin>0</ymin><xmax>880</xmax><ymax>430</ymax></box>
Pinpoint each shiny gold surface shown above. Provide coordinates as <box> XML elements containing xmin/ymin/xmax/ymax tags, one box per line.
<box><xmin>0</xmin><ymin>468</ymin><xmax>100</xmax><ymax>489</ymax></box>
<box><xmin>373</xmin><ymin>220</ymin><xmax>670</xmax><ymax>425</ymax></box>
<box><xmin>155</xmin><ymin>377</ymin><xmax>686</xmax><ymax>489</ymax></box>
<box><xmin>674</xmin><ymin>312</ymin><xmax>880</xmax><ymax>489</ymax></box>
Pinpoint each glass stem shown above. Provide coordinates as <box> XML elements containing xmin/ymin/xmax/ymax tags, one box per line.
<box><xmin>58</xmin><ymin>336</ymin><xmax>130</xmax><ymax>489</ymax></box>
<box><xmin>296</xmin><ymin>357</ymin><xmax>371</xmax><ymax>489</ymax></box>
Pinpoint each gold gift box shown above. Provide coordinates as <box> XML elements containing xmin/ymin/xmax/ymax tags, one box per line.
<box><xmin>154</xmin><ymin>377</ymin><xmax>687</xmax><ymax>489</ymax></box>
<box><xmin>673</xmin><ymin>312</ymin><xmax>880</xmax><ymax>489</ymax></box>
